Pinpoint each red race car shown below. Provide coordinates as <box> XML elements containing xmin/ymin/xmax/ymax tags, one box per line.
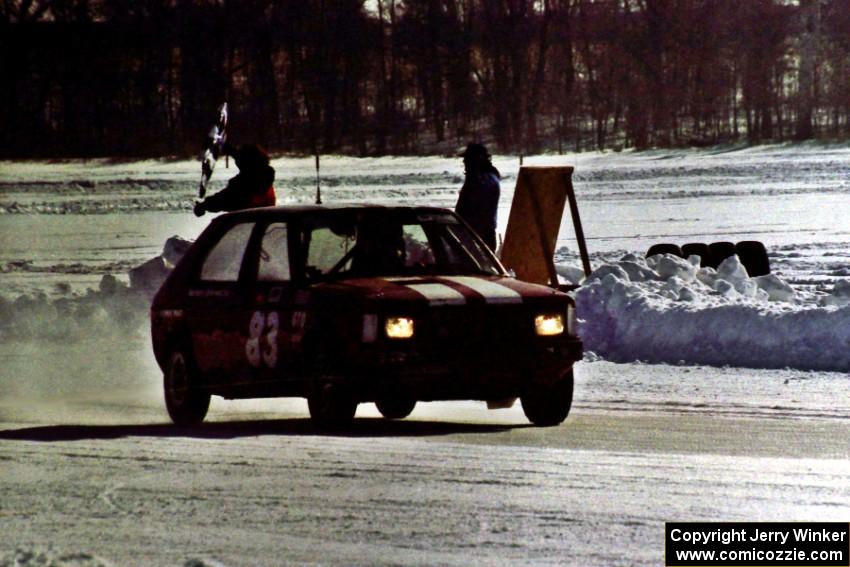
<box><xmin>151</xmin><ymin>204</ymin><xmax>582</xmax><ymax>428</ymax></box>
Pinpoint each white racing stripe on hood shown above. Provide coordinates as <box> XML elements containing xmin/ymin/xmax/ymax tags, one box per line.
<box><xmin>441</xmin><ymin>276</ymin><xmax>523</xmax><ymax>304</ymax></box>
<box><xmin>405</xmin><ymin>283</ymin><xmax>467</xmax><ymax>306</ymax></box>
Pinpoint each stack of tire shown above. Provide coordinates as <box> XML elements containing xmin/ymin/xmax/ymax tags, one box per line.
<box><xmin>645</xmin><ymin>240</ymin><xmax>770</xmax><ymax>277</ymax></box>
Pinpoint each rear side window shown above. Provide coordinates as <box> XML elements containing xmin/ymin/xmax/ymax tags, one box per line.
<box><xmin>200</xmin><ymin>222</ymin><xmax>255</xmax><ymax>282</ymax></box>
<box><xmin>258</xmin><ymin>222</ymin><xmax>290</xmax><ymax>281</ymax></box>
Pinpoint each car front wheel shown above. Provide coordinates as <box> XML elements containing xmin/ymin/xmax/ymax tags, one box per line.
<box><xmin>308</xmin><ymin>382</ymin><xmax>357</xmax><ymax>429</ymax></box>
<box><xmin>521</xmin><ymin>369</ymin><xmax>574</xmax><ymax>427</ymax></box>
<box><xmin>375</xmin><ymin>397</ymin><xmax>416</xmax><ymax>420</ymax></box>
<box><xmin>164</xmin><ymin>350</ymin><xmax>210</xmax><ymax>426</ymax></box>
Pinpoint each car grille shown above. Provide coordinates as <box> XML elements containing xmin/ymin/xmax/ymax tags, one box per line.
<box><xmin>423</xmin><ymin>305</ymin><xmax>533</xmax><ymax>355</ymax></box>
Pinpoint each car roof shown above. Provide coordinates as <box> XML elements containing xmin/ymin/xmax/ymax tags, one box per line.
<box><xmin>210</xmin><ymin>203</ymin><xmax>454</xmax><ymax>224</ymax></box>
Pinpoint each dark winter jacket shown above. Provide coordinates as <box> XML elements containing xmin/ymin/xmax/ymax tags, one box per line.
<box><xmin>199</xmin><ymin>164</ymin><xmax>276</xmax><ymax>214</ymax></box>
<box><xmin>455</xmin><ymin>168</ymin><xmax>500</xmax><ymax>250</ymax></box>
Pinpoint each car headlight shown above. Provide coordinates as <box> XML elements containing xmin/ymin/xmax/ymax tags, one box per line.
<box><xmin>385</xmin><ymin>316</ymin><xmax>414</xmax><ymax>339</ymax></box>
<box><xmin>534</xmin><ymin>313</ymin><xmax>564</xmax><ymax>336</ymax></box>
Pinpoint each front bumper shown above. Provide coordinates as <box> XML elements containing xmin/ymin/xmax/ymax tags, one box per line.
<box><xmin>348</xmin><ymin>336</ymin><xmax>583</xmax><ymax>402</ymax></box>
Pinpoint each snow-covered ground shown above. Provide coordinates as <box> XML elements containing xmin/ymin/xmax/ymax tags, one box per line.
<box><xmin>1</xmin><ymin>417</ymin><xmax>847</xmax><ymax>567</ymax></box>
<box><xmin>2</xmin><ymin>144</ymin><xmax>850</xmax><ymax>566</ymax></box>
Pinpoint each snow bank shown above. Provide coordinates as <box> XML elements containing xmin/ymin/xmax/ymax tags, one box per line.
<box><xmin>574</xmin><ymin>253</ymin><xmax>850</xmax><ymax>371</ymax></box>
<box><xmin>0</xmin><ymin>275</ymin><xmax>149</xmax><ymax>342</ymax></box>
<box><xmin>0</xmin><ymin>548</ymin><xmax>113</xmax><ymax>566</ymax></box>
<box><xmin>0</xmin><ymin>548</ymin><xmax>227</xmax><ymax>567</ymax></box>
<box><xmin>128</xmin><ymin>235</ymin><xmax>191</xmax><ymax>294</ymax></box>
<box><xmin>0</xmin><ymin>238</ymin><xmax>192</xmax><ymax>342</ymax></box>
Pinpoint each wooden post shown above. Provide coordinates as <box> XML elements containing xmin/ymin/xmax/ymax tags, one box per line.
<box><xmin>315</xmin><ymin>153</ymin><xmax>322</xmax><ymax>205</ymax></box>
<box><xmin>564</xmin><ymin>170</ymin><xmax>592</xmax><ymax>277</ymax></box>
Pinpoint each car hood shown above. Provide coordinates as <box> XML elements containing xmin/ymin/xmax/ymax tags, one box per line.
<box><xmin>312</xmin><ymin>275</ymin><xmax>567</xmax><ymax>307</ymax></box>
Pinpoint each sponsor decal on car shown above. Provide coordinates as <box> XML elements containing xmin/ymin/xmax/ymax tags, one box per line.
<box><xmin>291</xmin><ymin>310</ymin><xmax>307</xmax><ymax>345</ymax></box>
<box><xmin>188</xmin><ymin>289</ymin><xmax>232</xmax><ymax>298</ymax></box>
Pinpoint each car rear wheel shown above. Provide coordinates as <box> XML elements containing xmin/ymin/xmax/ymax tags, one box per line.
<box><xmin>375</xmin><ymin>397</ymin><xmax>416</xmax><ymax>420</ymax></box>
<box><xmin>164</xmin><ymin>350</ymin><xmax>210</xmax><ymax>426</ymax></box>
<box><xmin>308</xmin><ymin>383</ymin><xmax>358</xmax><ymax>429</ymax></box>
<box><xmin>521</xmin><ymin>369</ymin><xmax>574</xmax><ymax>427</ymax></box>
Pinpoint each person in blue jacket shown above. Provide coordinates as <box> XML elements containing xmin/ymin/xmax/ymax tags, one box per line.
<box><xmin>455</xmin><ymin>143</ymin><xmax>500</xmax><ymax>251</ymax></box>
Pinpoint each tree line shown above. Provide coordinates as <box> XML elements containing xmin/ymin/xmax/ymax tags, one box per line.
<box><xmin>2</xmin><ymin>0</ymin><xmax>849</xmax><ymax>158</ymax></box>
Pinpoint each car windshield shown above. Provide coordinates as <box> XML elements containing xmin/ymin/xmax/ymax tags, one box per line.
<box><xmin>300</xmin><ymin>210</ymin><xmax>502</xmax><ymax>281</ymax></box>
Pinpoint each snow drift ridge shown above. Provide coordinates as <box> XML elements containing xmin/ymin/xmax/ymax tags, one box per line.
<box><xmin>574</xmin><ymin>253</ymin><xmax>850</xmax><ymax>371</ymax></box>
